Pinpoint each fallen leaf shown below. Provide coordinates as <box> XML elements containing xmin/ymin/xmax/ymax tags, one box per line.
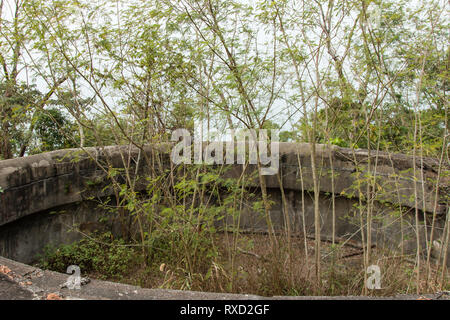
<box><xmin>46</xmin><ymin>293</ymin><xmax>63</xmax><ymax>300</ymax></box>
<box><xmin>0</xmin><ymin>265</ymin><xmax>12</xmax><ymax>275</ymax></box>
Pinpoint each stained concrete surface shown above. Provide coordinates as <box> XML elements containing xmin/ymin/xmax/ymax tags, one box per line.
<box><xmin>0</xmin><ymin>273</ymin><xmax>34</xmax><ymax>300</ymax></box>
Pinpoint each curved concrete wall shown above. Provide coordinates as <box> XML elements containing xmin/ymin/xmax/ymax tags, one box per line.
<box><xmin>0</xmin><ymin>143</ymin><xmax>448</xmax><ymax>263</ymax></box>
<box><xmin>0</xmin><ymin>143</ymin><xmax>447</xmax><ymax>225</ymax></box>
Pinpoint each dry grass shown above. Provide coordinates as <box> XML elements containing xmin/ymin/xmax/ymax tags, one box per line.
<box><xmin>87</xmin><ymin>233</ymin><xmax>449</xmax><ymax>297</ymax></box>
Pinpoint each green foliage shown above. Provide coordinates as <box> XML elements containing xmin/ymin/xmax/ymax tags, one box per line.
<box><xmin>38</xmin><ymin>232</ymin><xmax>139</xmax><ymax>280</ymax></box>
<box><xmin>0</xmin><ymin>82</ymin><xmax>42</xmax><ymax>157</ymax></box>
<box><xmin>311</xmin><ymin>99</ymin><xmax>446</xmax><ymax>156</ymax></box>
<box><xmin>32</xmin><ymin>108</ymin><xmax>77</xmax><ymax>153</ymax></box>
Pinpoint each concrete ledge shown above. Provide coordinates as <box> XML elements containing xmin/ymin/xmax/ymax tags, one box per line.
<box><xmin>0</xmin><ymin>256</ymin><xmax>263</xmax><ymax>300</ymax></box>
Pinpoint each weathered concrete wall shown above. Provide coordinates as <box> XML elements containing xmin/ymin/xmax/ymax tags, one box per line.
<box><xmin>0</xmin><ymin>143</ymin><xmax>448</xmax><ymax>264</ymax></box>
<box><xmin>0</xmin><ymin>201</ymin><xmax>114</xmax><ymax>263</ymax></box>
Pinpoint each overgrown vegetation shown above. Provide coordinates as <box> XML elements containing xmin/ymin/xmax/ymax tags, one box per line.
<box><xmin>1</xmin><ymin>0</ymin><xmax>448</xmax><ymax>296</ymax></box>
<box><xmin>38</xmin><ymin>232</ymin><xmax>448</xmax><ymax>296</ymax></box>
<box><xmin>39</xmin><ymin>232</ymin><xmax>141</xmax><ymax>281</ymax></box>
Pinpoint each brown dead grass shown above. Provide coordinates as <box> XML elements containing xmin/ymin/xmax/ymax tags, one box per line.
<box><xmin>86</xmin><ymin>233</ymin><xmax>449</xmax><ymax>297</ymax></box>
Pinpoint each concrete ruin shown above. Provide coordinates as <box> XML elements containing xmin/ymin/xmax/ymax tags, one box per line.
<box><xmin>0</xmin><ymin>143</ymin><xmax>448</xmax><ymax>266</ymax></box>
